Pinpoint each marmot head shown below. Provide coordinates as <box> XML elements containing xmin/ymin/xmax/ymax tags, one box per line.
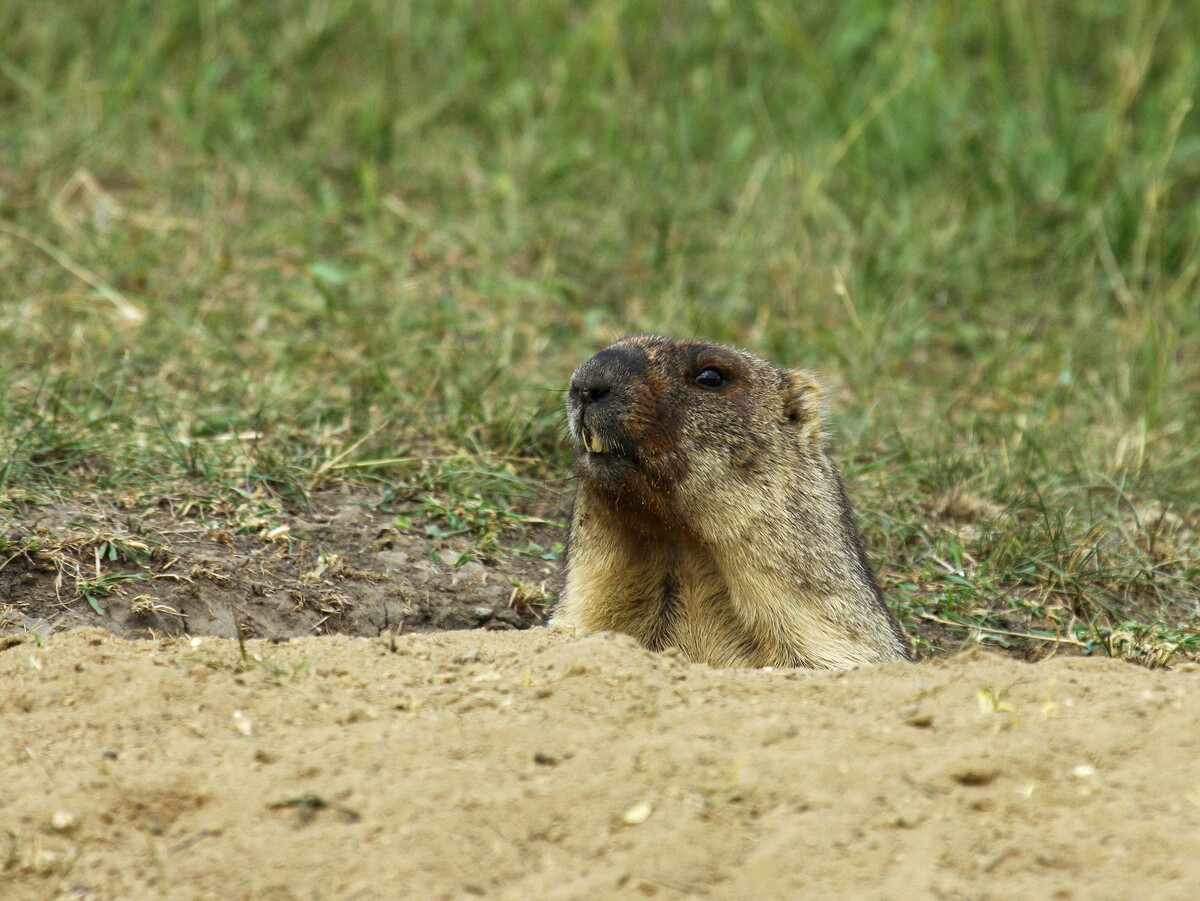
<box><xmin>567</xmin><ymin>335</ymin><xmax>826</xmax><ymax>530</ymax></box>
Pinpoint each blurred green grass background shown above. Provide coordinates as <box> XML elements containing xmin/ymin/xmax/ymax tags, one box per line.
<box><xmin>2</xmin><ymin>0</ymin><xmax>1198</xmax><ymax>658</ymax></box>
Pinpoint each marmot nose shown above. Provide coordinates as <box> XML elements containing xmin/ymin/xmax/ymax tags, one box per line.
<box><xmin>570</xmin><ymin>375</ymin><xmax>610</xmax><ymax>406</ymax></box>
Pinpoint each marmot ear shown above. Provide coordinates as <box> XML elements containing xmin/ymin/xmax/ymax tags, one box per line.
<box><xmin>779</xmin><ymin>368</ymin><xmax>824</xmax><ymax>443</ymax></box>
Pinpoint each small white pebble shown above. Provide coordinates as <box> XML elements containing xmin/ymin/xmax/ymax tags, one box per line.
<box><xmin>1073</xmin><ymin>764</ymin><xmax>1098</xmax><ymax>778</ymax></box>
<box><xmin>232</xmin><ymin>710</ymin><xmax>253</xmax><ymax>737</ymax></box>
<box><xmin>50</xmin><ymin>811</ymin><xmax>76</xmax><ymax>832</ymax></box>
<box><xmin>622</xmin><ymin>802</ymin><xmax>653</xmax><ymax>825</ymax></box>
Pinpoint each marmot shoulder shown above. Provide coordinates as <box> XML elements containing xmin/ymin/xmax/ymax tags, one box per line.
<box><xmin>552</xmin><ymin>334</ymin><xmax>910</xmax><ymax>668</ymax></box>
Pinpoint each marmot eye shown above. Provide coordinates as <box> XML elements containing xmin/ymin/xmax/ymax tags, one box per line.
<box><xmin>694</xmin><ymin>368</ymin><xmax>728</xmax><ymax>389</ymax></box>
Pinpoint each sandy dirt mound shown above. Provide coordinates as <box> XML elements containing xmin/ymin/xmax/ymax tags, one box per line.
<box><xmin>3</xmin><ymin>628</ymin><xmax>1198</xmax><ymax>900</ymax></box>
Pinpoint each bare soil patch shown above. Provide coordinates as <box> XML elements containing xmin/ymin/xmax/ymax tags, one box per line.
<box><xmin>3</xmin><ymin>488</ymin><xmax>1199</xmax><ymax>899</ymax></box>
<box><xmin>3</xmin><ymin>629</ymin><xmax>1199</xmax><ymax>900</ymax></box>
<box><xmin>1</xmin><ymin>487</ymin><xmax>562</xmax><ymax>641</ymax></box>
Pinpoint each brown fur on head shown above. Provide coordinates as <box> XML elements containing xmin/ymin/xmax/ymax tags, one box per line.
<box><xmin>557</xmin><ymin>335</ymin><xmax>910</xmax><ymax>669</ymax></box>
<box><xmin>567</xmin><ymin>335</ymin><xmax>823</xmax><ymax>528</ymax></box>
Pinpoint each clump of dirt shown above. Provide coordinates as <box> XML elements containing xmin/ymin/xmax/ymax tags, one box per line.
<box><xmin>0</xmin><ymin>487</ymin><xmax>563</xmax><ymax>641</ymax></box>
<box><xmin>3</xmin><ymin>628</ymin><xmax>1199</xmax><ymax>899</ymax></box>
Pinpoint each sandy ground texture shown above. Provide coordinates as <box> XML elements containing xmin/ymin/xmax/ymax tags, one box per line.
<box><xmin>2</xmin><ymin>628</ymin><xmax>1198</xmax><ymax>900</ymax></box>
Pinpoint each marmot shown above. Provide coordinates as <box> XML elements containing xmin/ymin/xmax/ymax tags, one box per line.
<box><xmin>552</xmin><ymin>335</ymin><xmax>910</xmax><ymax>668</ymax></box>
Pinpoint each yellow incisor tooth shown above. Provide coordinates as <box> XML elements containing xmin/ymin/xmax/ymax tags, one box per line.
<box><xmin>589</xmin><ymin>433</ymin><xmax>606</xmax><ymax>454</ymax></box>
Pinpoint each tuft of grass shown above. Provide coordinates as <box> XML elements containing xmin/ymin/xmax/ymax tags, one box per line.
<box><xmin>380</xmin><ymin>455</ymin><xmax>562</xmax><ymax>562</ymax></box>
<box><xmin>2</xmin><ymin>0</ymin><xmax>1198</xmax><ymax>661</ymax></box>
